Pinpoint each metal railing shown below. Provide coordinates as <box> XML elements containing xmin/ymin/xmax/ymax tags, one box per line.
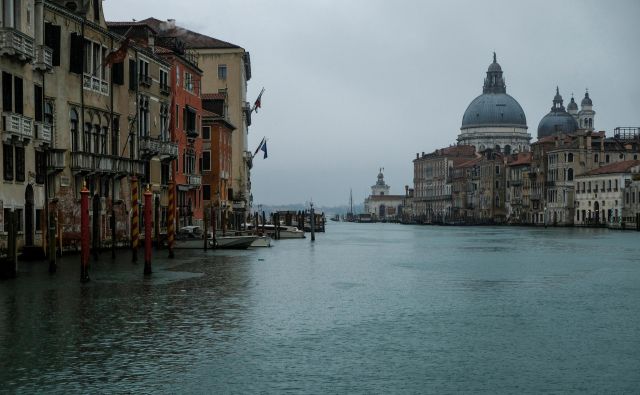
<box><xmin>47</xmin><ymin>150</ymin><xmax>65</xmax><ymax>172</ymax></box>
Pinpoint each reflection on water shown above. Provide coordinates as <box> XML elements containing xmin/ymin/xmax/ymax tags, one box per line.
<box><xmin>1</xmin><ymin>223</ymin><xmax>640</xmax><ymax>392</ymax></box>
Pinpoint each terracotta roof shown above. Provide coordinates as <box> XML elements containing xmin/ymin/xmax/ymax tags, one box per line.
<box><xmin>455</xmin><ymin>156</ymin><xmax>483</xmax><ymax>168</ymax></box>
<box><xmin>137</xmin><ymin>18</ymin><xmax>240</xmax><ymax>49</ymax></box>
<box><xmin>202</xmin><ymin>93</ymin><xmax>226</xmax><ymax>100</ymax></box>
<box><xmin>581</xmin><ymin>160</ymin><xmax>640</xmax><ymax>176</ymax></box>
<box><xmin>201</xmin><ymin>109</ymin><xmax>220</xmax><ymax>117</ymax></box>
<box><xmin>507</xmin><ymin>152</ymin><xmax>532</xmax><ymax>166</ymax></box>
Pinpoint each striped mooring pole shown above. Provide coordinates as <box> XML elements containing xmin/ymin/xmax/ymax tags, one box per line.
<box><xmin>167</xmin><ymin>179</ymin><xmax>175</xmax><ymax>259</ymax></box>
<box><xmin>131</xmin><ymin>175</ymin><xmax>139</xmax><ymax>263</ymax></box>
<box><xmin>143</xmin><ymin>185</ymin><xmax>152</xmax><ymax>275</ymax></box>
<box><xmin>80</xmin><ymin>182</ymin><xmax>90</xmax><ymax>282</ymax></box>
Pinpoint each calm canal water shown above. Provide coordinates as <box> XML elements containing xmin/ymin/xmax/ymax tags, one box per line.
<box><xmin>1</xmin><ymin>223</ymin><xmax>640</xmax><ymax>393</ymax></box>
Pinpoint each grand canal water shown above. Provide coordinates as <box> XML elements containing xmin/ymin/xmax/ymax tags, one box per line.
<box><xmin>1</xmin><ymin>223</ymin><xmax>639</xmax><ymax>393</ymax></box>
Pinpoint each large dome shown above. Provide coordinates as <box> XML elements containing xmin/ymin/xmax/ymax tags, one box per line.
<box><xmin>537</xmin><ymin>87</ymin><xmax>578</xmax><ymax>139</ymax></box>
<box><xmin>461</xmin><ymin>93</ymin><xmax>527</xmax><ymax>129</ymax></box>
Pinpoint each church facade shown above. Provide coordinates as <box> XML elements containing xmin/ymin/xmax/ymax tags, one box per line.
<box><xmin>363</xmin><ymin>170</ymin><xmax>404</xmax><ymax>221</ymax></box>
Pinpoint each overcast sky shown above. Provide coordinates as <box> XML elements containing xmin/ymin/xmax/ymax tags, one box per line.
<box><xmin>105</xmin><ymin>0</ymin><xmax>640</xmax><ymax>207</ymax></box>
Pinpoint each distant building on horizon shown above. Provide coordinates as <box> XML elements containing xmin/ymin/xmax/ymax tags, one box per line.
<box><xmin>363</xmin><ymin>169</ymin><xmax>404</xmax><ymax>221</ymax></box>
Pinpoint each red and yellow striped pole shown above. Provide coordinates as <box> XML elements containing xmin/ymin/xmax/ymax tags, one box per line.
<box><xmin>143</xmin><ymin>184</ymin><xmax>152</xmax><ymax>275</ymax></box>
<box><xmin>80</xmin><ymin>181</ymin><xmax>90</xmax><ymax>282</ymax></box>
<box><xmin>167</xmin><ymin>179</ymin><xmax>175</xmax><ymax>258</ymax></box>
<box><xmin>131</xmin><ymin>175</ymin><xmax>139</xmax><ymax>262</ymax></box>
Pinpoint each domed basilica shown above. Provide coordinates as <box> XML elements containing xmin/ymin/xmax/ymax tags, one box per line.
<box><xmin>458</xmin><ymin>53</ymin><xmax>530</xmax><ymax>154</ymax></box>
<box><xmin>537</xmin><ymin>87</ymin><xmax>595</xmax><ymax>139</ymax></box>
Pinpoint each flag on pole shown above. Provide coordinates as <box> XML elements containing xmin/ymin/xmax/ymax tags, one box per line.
<box><xmin>254</xmin><ymin>137</ymin><xmax>268</xmax><ymax>159</ymax></box>
<box><xmin>103</xmin><ymin>37</ymin><xmax>130</xmax><ymax>67</ymax></box>
<box><xmin>251</xmin><ymin>88</ymin><xmax>265</xmax><ymax>113</ymax></box>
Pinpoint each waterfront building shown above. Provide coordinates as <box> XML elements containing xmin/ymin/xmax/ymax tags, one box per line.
<box><xmin>451</xmin><ymin>156</ymin><xmax>482</xmax><ymax>222</ymax></box>
<box><xmin>574</xmin><ymin>160</ymin><xmax>640</xmax><ymax>226</ymax></box>
<box><xmin>622</xmin><ymin>168</ymin><xmax>640</xmax><ymax>229</ymax></box>
<box><xmin>505</xmin><ymin>152</ymin><xmax>533</xmax><ymax>224</ymax></box>
<box><xmin>39</xmin><ymin>0</ymin><xmax>154</xmax><ymax>252</ymax></box>
<box><xmin>113</xmin><ymin>18</ymin><xmax>252</xmax><ymax>223</ymax></box>
<box><xmin>458</xmin><ymin>53</ymin><xmax>530</xmax><ymax>154</ymax></box>
<box><xmin>474</xmin><ymin>150</ymin><xmax>507</xmax><ymax>222</ymax></box>
<box><xmin>200</xmin><ymin>93</ymin><xmax>236</xmax><ymax>227</ymax></box>
<box><xmin>412</xmin><ymin>145</ymin><xmax>476</xmax><ymax>222</ymax></box>
<box><xmin>363</xmin><ymin>170</ymin><xmax>404</xmax><ymax>221</ymax></box>
<box><xmin>0</xmin><ymin>0</ymin><xmax>47</xmax><ymax>253</ymax></box>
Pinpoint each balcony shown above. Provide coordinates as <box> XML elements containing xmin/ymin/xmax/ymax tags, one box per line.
<box><xmin>34</xmin><ymin>122</ymin><xmax>52</xmax><ymax>144</ymax></box>
<box><xmin>83</xmin><ymin>74</ymin><xmax>109</xmax><ymax>96</ymax></box>
<box><xmin>2</xmin><ymin>112</ymin><xmax>33</xmax><ymax>142</ymax></box>
<box><xmin>47</xmin><ymin>149</ymin><xmax>65</xmax><ymax>173</ymax></box>
<box><xmin>186</xmin><ymin>174</ymin><xmax>201</xmax><ymax>187</ymax></box>
<box><xmin>160</xmin><ymin>84</ymin><xmax>170</xmax><ymax>96</ymax></box>
<box><xmin>140</xmin><ymin>136</ymin><xmax>161</xmax><ymax>157</ymax></box>
<box><xmin>70</xmin><ymin>152</ymin><xmax>94</xmax><ymax>172</ymax></box>
<box><xmin>34</xmin><ymin>45</ymin><xmax>53</xmax><ymax>71</ymax></box>
<box><xmin>0</xmin><ymin>27</ymin><xmax>35</xmax><ymax>62</ymax></box>
<box><xmin>158</xmin><ymin>140</ymin><xmax>178</xmax><ymax>160</ymax></box>
<box><xmin>116</xmin><ymin>158</ymin><xmax>144</xmax><ymax>176</ymax></box>
<box><xmin>139</xmin><ymin>75</ymin><xmax>152</xmax><ymax>88</ymax></box>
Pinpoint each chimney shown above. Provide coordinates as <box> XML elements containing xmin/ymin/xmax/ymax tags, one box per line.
<box><xmin>167</xmin><ymin>19</ymin><xmax>176</xmax><ymax>29</ymax></box>
<box><xmin>416</xmin><ymin>153</ymin><xmax>419</xmax><ymax>159</ymax></box>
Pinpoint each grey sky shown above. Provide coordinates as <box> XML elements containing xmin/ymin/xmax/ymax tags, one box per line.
<box><xmin>104</xmin><ymin>0</ymin><xmax>640</xmax><ymax>207</ymax></box>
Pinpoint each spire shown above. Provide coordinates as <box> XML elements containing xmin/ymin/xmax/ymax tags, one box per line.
<box><xmin>483</xmin><ymin>52</ymin><xmax>506</xmax><ymax>94</ymax></box>
<box><xmin>551</xmin><ymin>87</ymin><xmax>565</xmax><ymax>112</ymax></box>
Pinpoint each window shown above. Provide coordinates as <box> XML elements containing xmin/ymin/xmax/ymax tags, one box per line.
<box><xmin>175</xmin><ymin>104</ymin><xmax>179</xmax><ymax>129</ymax></box>
<box><xmin>160</xmin><ymin>104</ymin><xmax>169</xmax><ymax>141</ymax></box>
<box><xmin>3</xmin><ymin>144</ymin><xmax>13</xmax><ymax>181</ymax></box>
<box><xmin>161</xmin><ymin>162</ymin><xmax>170</xmax><ymax>186</ymax></box>
<box><xmin>128</xmin><ymin>59</ymin><xmax>137</xmax><ymax>90</ymax></box>
<box><xmin>567</xmin><ymin>168</ymin><xmax>574</xmax><ymax>181</ymax></box>
<box><xmin>35</xmin><ymin>151</ymin><xmax>46</xmax><ymax>184</ymax></box>
<box><xmin>3</xmin><ymin>0</ymin><xmax>21</xmax><ymax>28</ymax></box>
<box><xmin>184</xmin><ymin>149</ymin><xmax>196</xmax><ymax>175</ymax></box>
<box><xmin>83</xmin><ymin>122</ymin><xmax>91</xmax><ymax>152</ymax></box>
<box><xmin>112</xmin><ymin>61</ymin><xmax>125</xmax><ymax>85</ymax></box>
<box><xmin>138</xmin><ymin>95</ymin><xmax>150</xmax><ymax>137</ymax></box>
<box><xmin>203</xmin><ymin>185</ymin><xmax>211</xmax><ymax>201</ymax></box>
<box><xmin>112</xmin><ymin>116</ymin><xmax>120</xmax><ymax>156</ymax></box>
<box><xmin>218</xmin><ymin>64</ymin><xmax>227</xmax><ymax>80</ymax></box>
<box><xmin>495</xmin><ymin>165</ymin><xmax>500</xmax><ymax>175</ymax></box>
<box><xmin>2</xmin><ymin>72</ymin><xmax>12</xmax><ymax>112</ymax></box>
<box><xmin>15</xmin><ymin>146</ymin><xmax>25</xmax><ymax>182</ymax></box>
<box><xmin>44</xmin><ymin>101</ymin><xmax>53</xmax><ymax>125</ymax></box>
<box><xmin>138</xmin><ymin>59</ymin><xmax>150</xmax><ymax>86</ymax></box>
<box><xmin>93</xmin><ymin>124</ymin><xmax>100</xmax><ymax>154</ymax></box>
<box><xmin>605</xmin><ymin>154</ymin><xmax>610</xmax><ymax>163</ymax></box>
<box><xmin>184</xmin><ymin>107</ymin><xmax>196</xmax><ymax>135</ymax></box>
<box><xmin>36</xmin><ymin>209</ymin><xmax>43</xmax><ymax>232</ymax></box>
<box><xmin>93</xmin><ymin>0</ymin><xmax>100</xmax><ymax>20</ymax></box>
<box><xmin>160</xmin><ymin>69</ymin><xmax>169</xmax><ymax>93</ymax></box>
<box><xmin>202</xmin><ymin>126</ymin><xmax>211</xmax><ymax>140</ymax></box>
<box><xmin>568</xmin><ymin>153</ymin><xmax>573</xmax><ymax>163</ymax></box>
<box><xmin>202</xmin><ymin>151</ymin><xmax>211</xmax><ymax>171</ymax></box>
<box><xmin>70</xmin><ymin>109</ymin><xmax>79</xmax><ymax>151</ymax></box>
<box><xmin>184</xmin><ymin>72</ymin><xmax>193</xmax><ymax>92</ymax></box>
<box><xmin>594</xmin><ymin>154</ymin><xmax>599</xmax><ymax>164</ymax></box>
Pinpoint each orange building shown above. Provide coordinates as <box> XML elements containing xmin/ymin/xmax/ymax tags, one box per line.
<box><xmin>155</xmin><ymin>45</ymin><xmax>204</xmax><ymax>228</ymax></box>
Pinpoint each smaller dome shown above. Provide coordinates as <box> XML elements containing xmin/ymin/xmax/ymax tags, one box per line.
<box><xmin>537</xmin><ymin>112</ymin><xmax>578</xmax><ymax>138</ymax></box>
<box><xmin>488</xmin><ymin>62</ymin><xmax>502</xmax><ymax>72</ymax></box>
<box><xmin>567</xmin><ymin>96</ymin><xmax>578</xmax><ymax>111</ymax></box>
<box><xmin>581</xmin><ymin>91</ymin><xmax>592</xmax><ymax>106</ymax></box>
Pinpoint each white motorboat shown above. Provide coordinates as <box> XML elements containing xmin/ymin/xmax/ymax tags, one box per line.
<box><xmin>250</xmin><ymin>235</ymin><xmax>272</xmax><ymax>247</ymax></box>
<box><xmin>248</xmin><ymin>224</ymin><xmax>305</xmax><ymax>239</ymax></box>
<box><xmin>211</xmin><ymin>235</ymin><xmax>259</xmax><ymax>249</ymax></box>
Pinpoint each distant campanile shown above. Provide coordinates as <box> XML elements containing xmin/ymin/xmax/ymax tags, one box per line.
<box><xmin>458</xmin><ymin>53</ymin><xmax>531</xmax><ymax>154</ymax></box>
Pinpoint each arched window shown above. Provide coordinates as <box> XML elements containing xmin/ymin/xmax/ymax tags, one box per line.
<box><xmin>495</xmin><ymin>144</ymin><xmax>501</xmax><ymax>153</ymax></box>
<box><xmin>70</xmin><ymin>109</ymin><xmax>79</xmax><ymax>151</ymax></box>
<box><xmin>504</xmin><ymin>145</ymin><xmax>511</xmax><ymax>155</ymax></box>
<box><xmin>44</xmin><ymin>102</ymin><xmax>54</xmax><ymax>125</ymax></box>
<box><xmin>567</xmin><ymin>168</ymin><xmax>574</xmax><ymax>181</ymax></box>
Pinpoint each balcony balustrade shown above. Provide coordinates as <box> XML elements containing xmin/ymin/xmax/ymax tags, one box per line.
<box><xmin>0</xmin><ymin>27</ymin><xmax>34</xmax><ymax>62</ymax></box>
<box><xmin>34</xmin><ymin>45</ymin><xmax>53</xmax><ymax>71</ymax></box>
<box><xmin>140</xmin><ymin>136</ymin><xmax>161</xmax><ymax>157</ymax></box>
<box><xmin>187</xmin><ymin>174</ymin><xmax>201</xmax><ymax>187</ymax></box>
<box><xmin>2</xmin><ymin>112</ymin><xmax>33</xmax><ymax>142</ymax></box>
<box><xmin>139</xmin><ymin>75</ymin><xmax>152</xmax><ymax>87</ymax></box>
<box><xmin>47</xmin><ymin>150</ymin><xmax>65</xmax><ymax>173</ymax></box>
<box><xmin>158</xmin><ymin>139</ymin><xmax>178</xmax><ymax>159</ymax></box>
<box><xmin>34</xmin><ymin>122</ymin><xmax>52</xmax><ymax>143</ymax></box>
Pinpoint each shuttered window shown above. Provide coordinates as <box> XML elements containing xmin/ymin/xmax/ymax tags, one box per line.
<box><xmin>44</xmin><ymin>23</ymin><xmax>61</xmax><ymax>66</ymax></box>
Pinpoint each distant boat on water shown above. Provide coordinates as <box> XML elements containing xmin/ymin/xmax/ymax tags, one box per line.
<box><xmin>346</xmin><ymin>189</ymin><xmax>356</xmax><ymax>222</ymax></box>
